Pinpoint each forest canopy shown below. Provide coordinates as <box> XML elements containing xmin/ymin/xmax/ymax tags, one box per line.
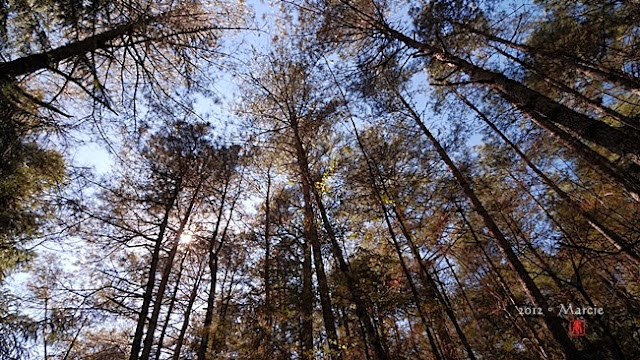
<box><xmin>0</xmin><ymin>0</ymin><xmax>639</xmax><ymax>359</ymax></box>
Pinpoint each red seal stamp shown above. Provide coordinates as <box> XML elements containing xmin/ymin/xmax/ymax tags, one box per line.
<box><xmin>568</xmin><ymin>319</ymin><xmax>586</xmax><ymax>337</ymax></box>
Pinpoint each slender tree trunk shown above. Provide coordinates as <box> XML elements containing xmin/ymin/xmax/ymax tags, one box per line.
<box><xmin>503</xmin><ymin>201</ymin><xmax>628</xmax><ymax>360</ymax></box>
<box><xmin>62</xmin><ymin>318</ymin><xmax>88</xmax><ymax>360</ymax></box>
<box><xmin>198</xmin><ymin>180</ymin><xmax>236</xmax><ymax>360</ymax></box>
<box><xmin>337</xmin><ymin>306</ymin><xmax>355</xmax><ymax>359</ymax></box>
<box><xmin>290</xmin><ymin>120</ymin><xmax>389</xmax><ymax>360</ymax></box>
<box><xmin>290</xmin><ymin>117</ymin><xmax>342</xmax><ymax>360</ymax></box>
<box><xmin>386</xmin><ymin>26</ymin><xmax>640</xmax><ymax>158</ymax></box>
<box><xmin>261</xmin><ymin>170</ymin><xmax>274</xmax><ymax>358</ymax></box>
<box><xmin>347</xmin><ymin>116</ymin><xmax>451</xmax><ymax>360</ymax></box>
<box><xmin>310</xmin><ymin>175</ymin><xmax>390</xmax><ymax>360</ymax></box>
<box><xmin>404</xmin><ymin>310</ymin><xmax>430</xmax><ymax>360</ymax></box>
<box><xmin>390</xmin><ymin>316</ymin><xmax>402</xmax><ymax>354</ymax></box>
<box><xmin>433</xmin><ymin>272</ymin><xmax>469</xmax><ymax>359</ymax></box>
<box><xmin>301</xmin><ymin>238</ymin><xmax>314</xmax><ymax>360</ymax></box>
<box><xmin>154</xmin><ymin>254</ymin><xmax>187</xmax><ymax>360</ymax></box>
<box><xmin>461</xmin><ymin>25</ymin><xmax>640</xmax><ymax>92</ymax></box>
<box><xmin>0</xmin><ymin>14</ymin><xmax>161</xmax><ymax>78</ymax></box>
<box><xmin>341</xmin><ymin>306</ymin><xmax>351</xmax><ymax>340</ymax></box>
<box><xmin>394</xmin><ymin>88</ymin><xmax>583</xmax><ymax>360</ymax></box>
<box><xmin>357</xmin><ymin>317</ymin><xmax>373</xmax><ymax>360</ymax></box>
<box><xmin>378</xmin><ymin>203</ymin><xmax>446</xmax><ymax>360</ymax></box>
<box><xmin>369</xmin><ymin>174</ymin><xmax>447</xmax><ymax>359</ymax></box>
<box><xmin>264</xmin><ymin>171</ymin><xmax>272</xmax><ymax>329</ymax></box>
<box><xmin>324</xmin><ymin>58</ymin><xmax>446</xmax><ymax>359</ymax></box>
<box><xmin>212</xmin><ymin>263</ymin><xmax>237</xmax><ymax>353</ymax></box>
<box><xmin>442</xmin><ymin>256</ymin><xmax>476</xmax><ymax>328</ymax></box>
<box><xmin>380</xmin><ymin>192</ymin><xmax>475</xmax><ymax>360</ymax></box>
<box><xmin>488</xmin><ymin>45</ymin><xmax>640</xmax><ymax>130</ymax></box>
<box><xmin>510</xmin><ymin>174</ymin><xmax>630</xmax><ymax>358</ymax></box>
<box><xmin>392</xmin><ymin>203</ymin><xmax>475</xmax><ymax>360</ymax></box>
<box><xmin>200</xmin><ymin>256</ymin><xmax>219</xmax><ymax>359</ymax></box>
<box><xmin>379</xmin><ymin>25</ymin><xmax>640</xmax><ymax>198</ymax></box>
<box><xmin>456</xmin><ymin>91</ymin><xmax>640</xmax><ymax>262</ymax></box>
<box><xmin>141</xmin><ymin>179</ymin><xmax>202</xmax><ymax>360</ymax></box>
<box><xmin>43</xmin><ymin>294</ymin><xmax>48</xmax><ymax>360</ymax></box>
<box><xmin>173</xmin><ymin>261</ymin><xmax>205</xmax><ymax>360</ymax></box>
<box><xmin>458</xmin><ymin>209</ymin><xmax>550</xmax><ymax>360</ymax></box>
<box><xmin>130</xmin><ymin>183</ymin><xmax>181</xmax><ymax>360</ymax></box>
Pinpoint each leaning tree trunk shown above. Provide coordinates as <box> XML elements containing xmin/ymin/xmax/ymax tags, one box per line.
<box><xmin>300</xmin><ymin>234</ymin><xmax>314</xmax><ymax>360</ymax></box>
<box><xmin>291</xmin><ymin>117</ymin><xmax>342</xmax><ymax>360</ymax></box>
<box><xmin>129</xmin><ymin>181</ymin><xmax>181</xmax><ymax>360</ymax></box>
<box><xmin>0</xmin><ymin>14</ymin><xmax>161</xmax><ymax>78</ymax></box>
<box><xmin>141</xmin><ymin>179</ymin><xmax>202</xmax><ymax>360</ymax></box>
<box><xmin>290</xmin><ymin>120</ymin><xmax>389</xmax><ymax>360</ymax></box>
<box><xmin>458</xmin><ymin>209</ymin><xmax>551</xmax><ymax>360</ymax></box>
<box><xmin>391</xmin><ymin>202</ymin><xmax>477</xmax><ymax>360</ymax></box>
<box><xmin>173</xmin><ymin>261</ymin><xmax>205</xmax><ymax>360</ymax></box>
<box><xmin>154</xmin><ymin>254</ymin><xmax>187</xmax><ymax>360</ymax></box>
<box><xmin>455</xmin><ymin>91</ymin><xmax>640</xmax><ymax>263</ymax></box>
<box><xmin>489</xmin><ymin>45</ymin><xmax>640</xmax><ymax>131</ymax></box>
<box><xmin>310</xmin><ymin>162</ymin><xmax>390</xmax><ymax>360</ymax></box>
<box><xmin>349</xmin><ymin>116</ymin><xmax>464</xmax><ymax>360</ymax></box>
<box><xmin>394</xmin><ymin>87</ymin><xmax>584</xmax><ymax>360</ymax></box>
<box><xmin>461</xmin><ymin>25</ymin><xmax>640</xmax><ymax>93</ymax></box>
<box><xmin>198</xmin><ymin>180</ymin><xmax>235</xmax><ymax>360</ymax></box>
<box><xmin>378</xmin><ymin>25</ymin><xmax>640</xmax><ymax>200</ymax></box>
<box><xmin>376</xmin><ymin>196</ymin><xmax>447</xmax><ymax>360</ymax></box>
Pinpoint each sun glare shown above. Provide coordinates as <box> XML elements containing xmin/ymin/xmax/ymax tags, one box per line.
<box><xmin>179</xmin><ymin>232</ymin><xmax>193</xmax><ymax>245</ymax></box>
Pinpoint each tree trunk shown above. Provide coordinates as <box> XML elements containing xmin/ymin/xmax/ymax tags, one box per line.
<box><xmin>284</xmin><ymin>112</ymin><xmax>387</xmax><ymax>358</ymax></box>
<box><xmin>392</xmin><ymin>203</ymin><xmax>475</xmax><ymax>360</ymax></box>
<box><xmin>394</xmin><ymin>88</ymin><xmax>583</xmax><ymax>360</ymax></box>
<box><xmin>173</xmin><ymin>261</ymin><xmax>205</xmax><ymax>360</ymax></box>
<box><xmin>141</xmin><ymin>179</ymin><xmax>202</xmax><ymax>360</ymax></box>
<box><xmin>0</xmin><ymin>15</ymin><xmax>160</xmax><ymax>78</ymax></box>
<box><xmin>461</xmin><ymin>25</ymin><xmax>640</xmax><ymax>92</ymax></box>
<box><xmin>456</xmin><ymin>91</ymin><xmax>640</xmax><ymax>263</ymax></box>
<box><xmin>211</xmin><ymin>263</ymin><xmax>237</xmax><ymax>353</ymax></box>
<box><xmin>291</xmin><ymin>117</ymin><xmax>342</xmax><ymax>360</ymax></box>
<box><xmin>348</xmin><ymin>116</ymin><xmax>453</xmax><ymax>360</ymax></box>
<box><xmin>458</xmin><ymin>209</ymin><xmax>551</xmax><ymax>360</ymax></box>
<box><xmin>154</xmin><ymin>254</ymin><xmax>187</xmax><ymax>360</ymax></box>
<box><xmin>309</xmin><ymin>167</ymin><xmax>390</xmax><ymax>360</ymax></box>
<box><xmin>129</xmin><ymin>182</ymin><xmax>181</xmax><ymax>360</ymax></box>
<box><xmin>377</xmin><ymin>201</ymin><xmax>447</xmax><ymax>360</ymax></box>
<box><xmin>198</xmin><ymin>180</ymin><xmax>234</xmax><ymax>360</ymax></box>
<box><xmin>488</xmin><ymin>44</ymin><xmax>640</xmax><ymax>131</ymax></box>
<box><xmin>264</xmin><ymin>171</ymin><xmax>272</xmax><ymax>330</ymax></box>
<box><xmin>301</xmin><ymin>238</ymin><xmax>314</xmax><ymax>360</ymax></box>
<box><xmin>43</xmin><ymin>294</ymin><xmax>48</xmax><ymax>360</ymax></box>
<box><xmin>380</xmin><ymin>25</ymin><xmax>640</xmax><ymax>198</ymax></box>
<box><xmin>261</xmin><ymin>170</ymin><xmax>274</xmax><ymax>358</ymax></box>
<box><xmin>290</xmin><ymin>118</ymin><xmax>389</xmax><ymax>359</ymax></box>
